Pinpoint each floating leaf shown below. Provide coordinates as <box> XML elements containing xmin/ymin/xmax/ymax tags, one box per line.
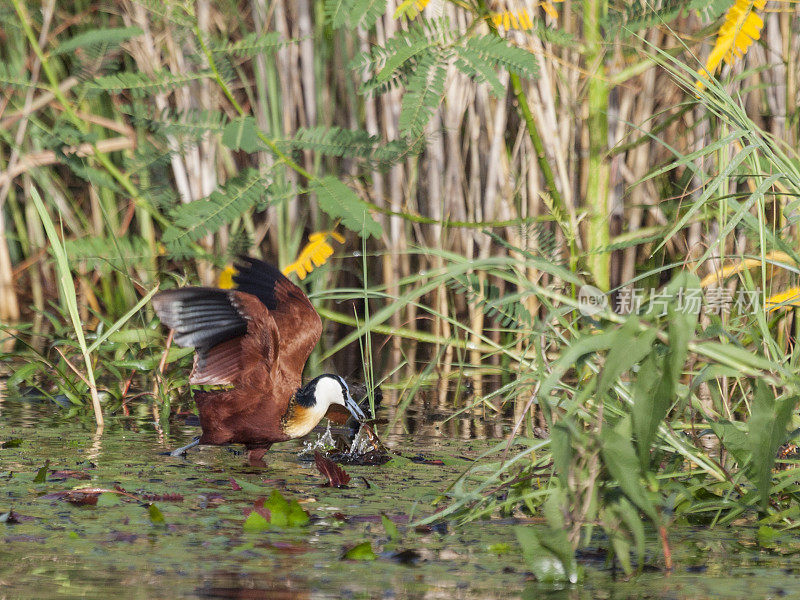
<box><xmin>256</xmin><ymin>490</ymin><xmax>310</xmax><ymax>527</ymax></box>
<box><xmin>148</xmin><ymin>503</ymin><xmax>166</xmax><ymax>525</ymax></box>
<box><xmin>96</xmin><ymin>492</ymin><xmax>122</xmax><ymax>507</ymax></box>
<box><xmin>264</xmin><ymin>490</ymin><xmax>290</xmax><ymax>527</ymax></box>
<box><xmin>287</xmin><ymin>500</ymin><xmax>310</xmax><ymax>527</ymax></box>
<box><xmin>243</xmin><ymin>510</ymin><xmax>270</xmax><ymax>532</ymax></box>
<box><xmin>33</xmin><ymin>460</ymin><xmax>50</xmax><ymax>484</ymax></box>
<box><xmin>342</xmin><ymin>541</ymin><xmax>377</xmax><ymax>560</ymax></box>
<box><xmin>314</xmin><ymin>451</ymin><xmax>351</xmax><ymax>487</ymax></box>
<box><xmin>488</xmin><ymin>543</ymin><xmax>511</xmax><ymax>554</ymax></box>
<box><xmin>381</xmin><ymin>514</ymin><xmax>400</xmax><ymax>541</ymax></box>
<box><xmin>228</xmin><ymin>477</ymin><xmax>264</xmax><ymax>493</ymax></box>
<box><xmin>757</xmin><ymin>525</ymin><xmax>780</xmax><ymax>546</ymax></box>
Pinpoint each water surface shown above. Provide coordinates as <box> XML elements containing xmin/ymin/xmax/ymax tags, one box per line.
<box><xmin>2</xmin><ymin>393</ymin><xmax>800</xmax><ymax>599</ymax></box>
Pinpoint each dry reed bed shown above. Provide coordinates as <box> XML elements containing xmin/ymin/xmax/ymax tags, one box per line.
<box><xmin>0</xmin><ymin>0</ymin><xmax>797</xmax><ymax>397</ymax></box>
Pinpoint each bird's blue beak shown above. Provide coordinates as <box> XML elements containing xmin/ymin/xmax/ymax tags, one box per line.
<box><xmin>344</xmin><ymin>392</ymin><xmax>366</xmax><ymax>421</ymax></box>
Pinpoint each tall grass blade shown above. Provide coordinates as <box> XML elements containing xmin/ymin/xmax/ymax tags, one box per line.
<box><xmin>30</xmin><ymin>188</ymin><xmax>103</xmax><ymax>427</ymax></box>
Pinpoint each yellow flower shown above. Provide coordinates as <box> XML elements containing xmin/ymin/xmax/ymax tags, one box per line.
<box><xmin>282</xmin><ymin>230</ymin><xmax>346</xmax><ymax>280</ymax></box>
<box><xmin>697</xmin><ymin>0</ymin><xmax>767</xmax><ymax>88</ymax></box>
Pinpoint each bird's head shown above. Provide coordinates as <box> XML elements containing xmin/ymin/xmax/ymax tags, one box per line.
<box><xmin>283</xmin><ymin>374</ymin><xmax>366</xmax><ymax>438</ymax></box>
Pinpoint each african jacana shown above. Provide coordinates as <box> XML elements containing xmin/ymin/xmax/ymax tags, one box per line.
<box><xmin>152</xmin><ymin>257</ymin><xmax>365</xmax><ymax>464</ymax></box>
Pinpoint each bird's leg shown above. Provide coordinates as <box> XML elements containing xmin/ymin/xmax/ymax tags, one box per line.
<box><xmin>247</xmin><ymin>446</ymin><xmax>270</xmax><ymax>466</ymax></box>
<box><xmin>169</xmin><ymin>436</ymin><xmax>200</xmax><ymax>457</ymax></box>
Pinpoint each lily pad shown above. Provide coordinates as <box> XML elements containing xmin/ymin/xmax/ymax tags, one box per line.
<box><xmin>343</xmin><ymin>541</ymin><xmax>377</xmax><ymax>561</ymax></box>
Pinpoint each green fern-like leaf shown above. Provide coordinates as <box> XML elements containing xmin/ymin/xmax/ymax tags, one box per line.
<box><xmin>122</xmin><ymin>105</ymin><xmax>229</xmax><ymax>141</ymax></box>
<box><xmin>292</xmin><ymin>126</ymin><xmax>380</xmax><ymax>158</ymax></box>
<box><xmin>44</xmin><ymin>119</ymin><xmax>92</xmax><ymax>148</ymax></box>
<box><xmin>216</xmin><ymin>32</ymin><xmax>284</xmax><ymax>59</ymax></box>
<box><xmin>0</xmin><ymin>63</ymin><xmax>36</xmax><ymax>89</ymax></box>
<box><xmin>226</xmin><ymin>226</ymin><xmax>254</xmax><ymax>260</ymax></box>
<box><xmin>689</xmin><ymin>0</ymin><xmax>730</xmax><ymax>21</ymax></box>
<box><xmin>291</xmin><ymin>127</ymin><xmax>411</xmax><ymax>169</ymax></box>
<box><xmin>527</xmin><ymin>20</ymin><xmax>577</xmax><ymax>47</ymax></box>
<box><xmin>376</xmin><ymin>34</ymin><xmax>434</xmax><ymax>83</ymax></box>
<box><xmin>449</xmin><ymin>273</ymin><xmax>532</xmax><ymax>330</ymax></box>
<box><xmin>605</xmin><ymin>0</ymin><xmax>691</xmax><ymax>36</ymax></box>
<box><xmin>145</xmin><ymin>183</ymin><xmax>182</xmax><ymax>212</ymax></box>
<box><xmin>90</xmin><ymin>70</ymin><xmax>212</xmax><ymax>97</ymax></box>
<box><xmin>454</xmin><ymin>46</ymin><xmax>506</xmax><ymax>96</ymax></box>
<box><xmin>353</xmin><ymin>22</ymin><xmax>442</xmax><ymax>95</ymax></box>
<box><xmin>162</xmin><ymin>168</ymin><xmax>270</xmax><ymax>256</ymax></box>
<box><xmin>123</xmin><ymin>137</ymin><xmax>176</xmax><ymax>179</ymax></box>
<box><xmin>351</xmin><ymin>51</ymin><xmax>409</xmax><ymax>96</ymax></box>
<box><xmin>399</xmin><ymin>53</ymin><xmax>448</xmax><ymax>138</ymax></box>
<box><xmin>352</xmin><ymin>0</ymin><xmax>387</xmax><ymax>29</ymax></box>
<box><xmin>310</xmin><ymin>176</ymin><xmax>382</xmax><ymax>238</ymax></box>
<box><xmin>516</xmin><ymin>222</ymin><xmax>563</xmax><ymax>265</ymax></box>
<box><xmin>212</xmin><ymin>53</ymin><xmax>237</xmax><ymax>89</ymax></box>
<box><xmin>325</xmin><ymin>0</ymin><xmax>354</xmax><ymax>28</ymax></box>
<box><xmin>133</xmin><ymin>0</ymin><xmax>195</xmax><ymax>27</ymax></box>
<box><xmin>464</xmin><ymin>35</ymin><xmax>538</xmax><ymax>80</ymax></box>
<box><xmin>327</xmin><ymin>0</ymin><xmax>386</xmax><ymax>29</ymax></box>
<box><xmin>62</xmin><ymin>156</ymin><xmax>121</xmax><ymax>191</ymax></box>
<box><xmin>161</xmin><ymin>109</ymin><xmax>228</xmax><ymax>139</ymax></box>
<box><xmin>222</xmin><ymin>116</ymin><xmax>262</xmax><ymax>152</ymax></box>
<box><xmin>263</xmin><ymin>181</ymin><xmax>297</xmax><ymax>211</ymax></box>
<box><xmin>51</xmin><ymin>26</ymin><xmax>143</xmax><ymax>56</ymax></box>
<box><xmin>372</xmin><ymin>138</ymin><xmax>422</xmax><ymax>167</ymax></box>
<box><xmin>65</xmin><ymin>235</ymin><xmax>154</xmax><ymax>274</ymax></box>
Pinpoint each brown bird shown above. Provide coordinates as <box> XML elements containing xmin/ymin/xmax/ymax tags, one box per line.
<box><xmin>152</xmin><ymin>256</ymin><xmax>365</xmax><ymax>465</ymax></box>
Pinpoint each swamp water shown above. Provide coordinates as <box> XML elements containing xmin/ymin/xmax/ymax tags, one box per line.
<box><xmin>3</xmin><ymin>396</ymin><xmax>800</xmax><ymax>599</ymax></box>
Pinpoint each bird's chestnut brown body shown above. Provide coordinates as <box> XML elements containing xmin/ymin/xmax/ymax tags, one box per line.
<box><xmin>152</xmin><ymin>257</ymin><xmax>357</xmax><ymax>462</ymax></box>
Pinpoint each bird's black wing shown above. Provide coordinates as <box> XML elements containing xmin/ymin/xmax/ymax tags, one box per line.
<box><xmin>232</xmin><ymin>257</ymin><xmax>322</xmax><ymax>368</ymax></box>
<box><xmin>152</xmin><ymin>287</ymin><xmax>252</xmax><ymax>385</ymax></box>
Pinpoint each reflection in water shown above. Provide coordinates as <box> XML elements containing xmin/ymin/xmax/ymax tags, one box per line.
<box><xmin>86</xmin><ymin>424</ymin><xmax>104</xmax><ymax>463</ymax></box>
<box><xmin>195</xmin><ymin>571</ymin><xmax>310</xmax><ymax>599</ymax></box>
<box><xmin>382</xmin><ymin>387</ymin><xmax>513</xmax><ymax>445</ymax></box>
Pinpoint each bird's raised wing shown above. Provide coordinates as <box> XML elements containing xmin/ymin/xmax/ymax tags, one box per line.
<box><xmin>230</xmin><ymin>256</ymin><xmax>322</xmax><ymax>369</ymax></box>
<box><xmin>152</xmin><ymin>288</ymin><xmax>279</xmax><ymax>387</ymax></box>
